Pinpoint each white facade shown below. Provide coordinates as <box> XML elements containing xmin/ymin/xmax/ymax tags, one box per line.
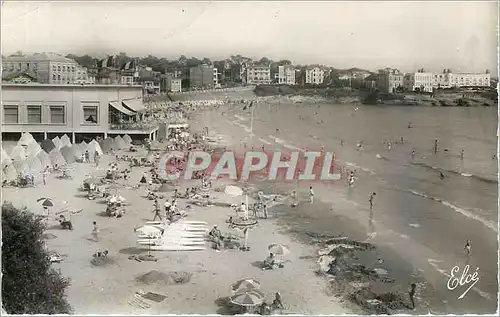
<box><xmin>166</xmin><ymin>77</ymin><xmax>182</xmax><ymax>92</ymax></box>
<box><xmin>377</xmin><ymin>68</ymin><xmax>404</xmax><ymax>93</ymax></box>
<box><xmin>404</xmin><ymin>72</ymin><xmax>434</xmax><ymax>92</ymax></box>
<box><xmin>1</xmin><ymin>84</ymin><xmax>158</xmax><ymax>140</ymax></box>
<box><xmin>448</xmin><ymin>73</ymin><xmax>491</xmax><ymax>88</ymax></box>
<box><xmin>278</xmin><ymin>65</ymin><xmax>296</xmax><ymax>85</ymax></box>
<box><xmin>305</xmin><ymin>67</ymin><xmax>324</xmax><ymax>85</ymax></box>
<box><xmin>245</xmin><ymin>65</ymin><xmax>271</xmax><ymax>85</ymax></box>
<box><xmin>121</xmin><ymin>75</ymin><xmax>135</xmax><ymax>85</ymax></box>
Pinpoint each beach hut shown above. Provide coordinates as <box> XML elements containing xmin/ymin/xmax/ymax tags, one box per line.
<box><xmin>87</xmin><ymin>140</ymin><xmax>104</xmax><ymax>156</ymax></box>
<box><xmin>37</xmin><ymin>151</ymin><xmax>52</xmax><ymax>169</ymax></box>
<box><xmin>49</xmin><ymin>150</ymin><xmax>66</xmax><ymax>167</ymax></box>
<box><xmin>10</xmin><ymin>145</ymin><xmax>27</xmax><ymax>161</ymax></box>
<box><xmin>60</xmin><ymin>134</ymin><xmax>72</xmax><ymax>148</ymax></box>
<box><xmin>52</xmin><ymin>136</ymin><xmax>61</xmax><ymax>150</ymax></box>
<box><xmin>114</xmin><ymin>135</ymin><xmax>127</xmax><ymax>149</ymax></box>
<box><xmin>40</xmin><ymin>139</ymin><xmax>56</xmax><ymax>153</ymax></box>
<box><xmin>60</xmin><ymin>146</ymin><xmax>77</xmax><ymax>164</ymax></box>
<box><xmin>123</xmin><ymin>134</ymin><xmax>132</xmax><ymax>144</ymax></box>
<box><xmin>3</xmin><ymin>163</ymin><xmax>18</xmax><ymax>181</ymax></box>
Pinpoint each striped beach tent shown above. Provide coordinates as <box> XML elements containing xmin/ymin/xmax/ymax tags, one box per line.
<box><xmin>60</xmin><ymin>134</ymin><xmax>72</xmax><ymax>147</ymax></box>
<box><xmin>52</xmin><ymin>136</ymin><xmax>61</xmax><ymax>150</ymax></box>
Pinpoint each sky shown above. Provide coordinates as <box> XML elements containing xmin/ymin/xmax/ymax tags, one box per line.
<box><xmin>1</xmin><ymin>0</ymin><xmax>498</xmax><ymax>72</ymax></box>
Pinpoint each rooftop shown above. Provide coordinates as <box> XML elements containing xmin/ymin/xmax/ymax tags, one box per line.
<box><xmin>1</xmin><ymin>83</ymin><xmax>143</xmax><ymax>88</ymax></box>
<box><xmin>3</xmin><ymin>53</ymin><xmax>78</xmax><ymax>64</ymax></box>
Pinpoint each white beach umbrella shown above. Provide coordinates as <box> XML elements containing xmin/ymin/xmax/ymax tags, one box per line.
<box><xmin>225</xmin><ymin>185</ymin><xmax>243</xmax><ymax>197</ymax></box>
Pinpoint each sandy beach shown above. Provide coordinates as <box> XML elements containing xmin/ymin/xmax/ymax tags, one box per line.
<box><xmin>2</xmin><ymin>120</ymin><xmax>353</xmax><ymax>314</ymax></box>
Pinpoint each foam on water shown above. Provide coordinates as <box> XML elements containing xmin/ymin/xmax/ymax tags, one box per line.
<box><xmin>409</xmin><ymin>190</ymin><xmax>498</xmax><ymax>233</ymax></box>
<box><xmin>258</xmin><ymin>138</ymin><xmax>271</xmax><ymax>145</ymax></box>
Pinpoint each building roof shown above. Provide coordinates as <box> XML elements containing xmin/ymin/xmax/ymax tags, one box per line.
<box><xmin>1</xmin><ymin>83</ymin><xmax>142</xmax><ymax>88</ymax></box>
<box><xmin>4</xmin><ymin>52</ymin><xmax>78</xmax><ymax>64</ymax></box>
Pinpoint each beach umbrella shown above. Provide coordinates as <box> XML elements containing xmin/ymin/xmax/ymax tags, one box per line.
<box><xmin>230</xmin><ymin>290</ymin><xmax>264</xmax><ymax>307</ymax></box>
<box><xmin>225</xmin><ymin>185</ymin><xmax>243</xmax><ymax>197</ymax></box>
<box><xmin>268</xmin><ymin>244</ymin><xmax>290</xmax><ymax>256</ymax></box>
<box><xmin>37</xmin><ymin>197</ymin><xmax>54</xmax><ymax>207</ymax></box>
<box><xmin>231</xmin><ymin>279</ymin><xmax>261</xmax><ymax>293</ymax></box>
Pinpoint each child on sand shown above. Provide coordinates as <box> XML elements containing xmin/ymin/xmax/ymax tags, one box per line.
<box><xmin>91</xmin><ymin>221</ymin><xmax>99</xmax><ymax>241</ymax></box>
<box><xmin>309</xmin><ymin>186</ymin><xmax>314</xmax><ymax>204</ymax></box>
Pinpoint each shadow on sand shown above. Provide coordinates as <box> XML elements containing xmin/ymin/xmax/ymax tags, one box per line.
<box><xmin>119</xmin><ymin>247</ymin><xmax>145</xmax><ymax>255</ymax></box>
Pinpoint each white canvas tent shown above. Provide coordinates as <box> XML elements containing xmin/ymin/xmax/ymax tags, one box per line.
<box><xmin>3</xmin><ymin>163</ymin><xmax>18</xmax><ymax>181</ymax></box>
<box><xmin>60</xmin><ymin>134</ymin><xmax>72</xmax><ymax>148</ymax></box>
<box><xmin>37</xmin><ymin>151</ymin><xmax>52</xmax><ymax>169</ymax></box>
<box><xmin>49</xmin><ymin>150</ymin><xmax>66</xmax><ymax>167</ymax></box>
<box><xmin>87</xmin><ymin>140</ymin><xmax>103</xmax><ymax>156</ymax></box>
<box><xmin>10</xmin><ymin>145</ymin><xmax>27</xmax><ymax>161</ymax></box>
<box><xmin>13</xmin><ymin>159</ymin><xmax>30</xmax><ymax>175</ymax></box>
<box><xmin>26</xmin><ymin>155</ymin><xmax>43</xmax><ymax>175</ymax></box>
<box><xmin>123</xmin><ymin>134</ymin><xmax>132</xmax><ymax>144</ymax></box>
<box><xmin>52</xmin><ymin>136</ymin><xmax>61</xmax><ymax>150</ymax></box>
<box><xmin>18</xmin><ymin>132</ymin><xmax>35</xmax><ymax>146</ymax></box>
<box><xmin>26</xmin><ymin>141</ymin><xmax>42</xmax><ymax>156</ymax></box>
<box><xmin>1</xmin><ymin>147</ymin><xmax>12</xmax><ymax>165</ymax></box>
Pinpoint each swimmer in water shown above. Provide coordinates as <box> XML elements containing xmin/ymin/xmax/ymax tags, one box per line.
<box><xmin>464</xmin><ymin>239</ymin><xmax>471</xmax><ymax>255</ymax></box>
<box><xmin>276</xmin><ymin>128</ymin><xmax>280</xmax><ymax>133</ymax></box>
<box><xmin>400</xmin><ymin>137</ymin><xmax>404</xmax><ymax>144</ymax></box>
<box><xmin>340</xmin><ymin>139</ymin><xmax>344</xmax><ymax>147</ymax></box>
<box><xmin>460</xmin><ymin>150</ymin><xmax>464</xmax><ymax>160</ymax></box>
<box><xmin>411</xmin><ymin>150</ymin><xmax>415</xmax><ymax>159</ymax></box>
<box><xmin>408</xmin><ymin>122</ymin><xmax>412</xmax><ymax>129</ymax></box>
<box><xmin>439</xmin><ymin>171</ymin><xmax>445</xmax><ymax>179</ymax></box>
<box><xmin>354</xmin><ymin>107</ymin><xmax>359</xmax><ymax>112</ymax></box>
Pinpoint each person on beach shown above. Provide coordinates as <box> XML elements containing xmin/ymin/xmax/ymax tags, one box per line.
<box><xmin>400</xmin><ymin>137</ymin><xmax>404</xmax><ymax>144</ymax></box>
<box><xmin>309</xmin><ymin>186</ymin><xmax>314</xmax><ymax>203</ymax></box>
<box><xmin>94</xmin><ymin>152</ymin><xmax>100</xmax><ymax>167</ymax></box>
<box><xmin>369</xmin><ymin>192</ymin><xmax>376</xmax><ymax>210</ymax></box>
<box><xmin>409</xmin><ymin>283</ymin><xmax>417</xmax><ymax>309</ymax></box>
<box><xmin>465</xmin><ymin>239</ymin><xmax>471</xmax><ymax>255</ymax></box>
<box><xmin>411</xmin><ymin>150</ymin><xmax>415</xmax><ymax>159</ymax></box>
<box><xmin>85</xmin><ymin>150</ymin><xmax>90</xmax><ymax>163</ymax></box>
<box><xmin>387</xmin><ymin>142</ymin><xmax>392</xmax><ymax>151</ymax></box>
<box><xmin>273</xmin><ymin>292</ymin><xmax>284</xmax><ymax>310</ymax></box>
<box><xmin>153</xmin><ymin>199</ymin><xmax>162</xmax><ymax>221</ymax></box>
<box><xmin>434</xmin><ymin>139</ymin><xmax>439</xmax><ymax>154</ymax></box>
<box><xmin>460</xmin><ymin>150</ymin><xmax>464</xmax><ymax>160</ymax></box>
<box><xmin>91</xmin><ymin>221</ymin><xmax>99</xmax><ymax>241</ymax></box>
<box><xmin>348</xmin><ymin>171</ymin><xmax>355</xmax><ymax>187</ymax></box>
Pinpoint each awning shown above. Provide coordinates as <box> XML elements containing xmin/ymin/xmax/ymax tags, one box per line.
<box><xmin>123</xmin><ymin>99</ymin><xmax>146</xmax><ymax>112</ymax></box>
<box><xmin>109</xmin><ymin>101</ymin><xmax>136</xmax><ymax>116</ymax></box>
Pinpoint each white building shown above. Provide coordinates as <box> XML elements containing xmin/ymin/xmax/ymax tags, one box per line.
<box><xmin>448</xmin><ymin>72</ymin><xmax>491</xmax><ymax>88</ymax></box>
<box><xmin>377</xmin><ymin>68</ymin><xmax>404</xmax><ymax>93</ymax></box>
<box><xmin>2</xmin><ymin>53</ymin><xmax>84</xmax><ymax>84</ymax></box>
<box><xmin>244</xmin><ymin>64</ymin><xmax>271</xmax><ymax>85</ymax></box>
<box><xmin>304</xmin><ymin>67</ymin><xmax>325</xmax><ymax>85</ymax></box>
<box><xmin>165</xmin><ymin>76</ymin><xmax>182</xmax><ymax>92</ymax></box>
<box><xmin>403</xmin><ymin>72</ymin><xmax>435</xmax><ymax>92</ymax></box>
<box><xmin>278</xmin><ymin>65</ymin><xmax>296</xmax><ymax>85</ymax></box>
<box><xmin>1</xmin><ymin>83</ymin><xmax>158</xmax><ymax>142</ymax></box>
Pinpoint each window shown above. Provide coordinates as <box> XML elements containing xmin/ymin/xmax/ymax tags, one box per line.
<box><xmin>53</xmin><ymin>74</ymin><xmax>56</xmax><ymax>80</ymax></box>
<box><xmin>57</xmin><ymin>75</ymin><xmax>61</xmax><ymax>81</ymax></box>
<box><xmin>83</xmin><ymin>105</ymin><xmax>98</xmax><ymax>124</ymax></box>
<box><xmin>3</xmin><ymin>105</ymin><xmax>19</xmax><ymax>123</ymax></box>
<box><xmin>63</xmin><ymin>66</ymin><xmax>66</xmax><ymax>72</ymax></box>
<box><xmin>50</xmin><ymin>106</ymin><xmax>65</xmax><ymax>124</ymax></box>
<box><xmin>27</xmin><ymin>105</ymin><xmax>42</xmax><ymax>124</ymax></box>
<box><xmin>53</xmin><ymin>65</ymin><xmax>56</xmax><ymax>71</ymax></box>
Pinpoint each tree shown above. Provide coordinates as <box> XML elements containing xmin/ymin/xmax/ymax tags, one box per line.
<box><xmin>259</xmin><ymin>57</ymin><xmax>271</xmax><ymax>65</ymax></box>
<box><xmin>1</xmin><ymin>203</ymin><xmax>72</xmax><ymax>314</ymax></box>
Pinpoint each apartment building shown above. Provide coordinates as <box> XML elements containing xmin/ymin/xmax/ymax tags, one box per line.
<box><xmin>377</xmin><ymin>68</ymin><xmax>404</xmax><ymax>93</ymax></box>
<box><xmin>189</xmin><ymin>64</ymin><xmax>218</xmax><ymax>89</ymax></box>
<box><xmin>304</xmin><ymin>66</ymin><xmax>325</xmax><ymax>85</ymax></box>
<box><xmin>162</xmin><ymin>75</ymin><xmax>182</xmax><ymax>93</ymax></box>
<box><xmin>244</xmin><ymin>64</ymin><xmax>271</xmax><ymax>85</ymax></box>
<box><xmin>447</xmin><ymin>72</ymin><xmax>491</xmax><ymax>88</ymax></box>
<box><xmin>1</xmin><ymin>83</ymin><xmax>158</xmax><ymax>142</ymax></box>
<box><xmin>2</xmin><ymin>53</ymin><xmax>90</xmax><ymax>84</ymax></box>
<box><xmin>278</xmin><ymin>65</ymin><xmax>296</xmax><ymax>85</ymax></box>
<box><xmin>403</xmin><ymin>71</ymin><xmax>435</xmax><ymax>92</ymax></box>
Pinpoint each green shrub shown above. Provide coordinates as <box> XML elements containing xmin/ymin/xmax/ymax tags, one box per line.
<box><xmin>1</xmin><ymin>202</ymin><xmax>72</xmax><ymax>314</ymax></box>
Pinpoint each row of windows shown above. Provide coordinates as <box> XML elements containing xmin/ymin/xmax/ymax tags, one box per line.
<box><xmin>3</xmin><ymin>105</ymin><xmax>99</xmax><ymax>125</ymax></box>
<box><xmin>3</xmin><ymin>105</ymin><xmax>65</xmax><ymax>124</ymax></box>
<box><xmin>52</xmin><ymin>65</ymin><xmax>76</xmax><ymax>72</ymax></box>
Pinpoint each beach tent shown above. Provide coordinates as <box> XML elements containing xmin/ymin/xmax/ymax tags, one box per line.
<box><xmin>26</xmin><ymin>141</ymin><xmax>42</xmax><ymax>156</ymax></box>
<box><xmin>18</xmin><ymin>132</ymin><xmax>35</xmax><ymax>146</ymax></box>
<box><xmin>26</xmin><ymin>155</ymin><xmax>43</xmax><ymax>176</ymax></box>
<box><xmin>10</xmin><ymin>145</ymin><xmax>27</xmax><ymax>161</ymax></box>
<box><xmin>52</xmin><ymin>136</ymin><xmax>61</xmax><ymax>150</ymax></box>
<box><xmin>60</xmin><ymin>134</ymin><xmax>72</xmax><ymax>148</ymax></box>
<box><xmin>60</xmin><ymin>146</ymin><xmax>77</xmax><ymax>164</ymax></box>
<box><xmin>1</xmin><ymin>147</ymin><xmax>12</xmax><ymax>165</ymax></box>
<box><xmin>13</xmin><ymin>159</ymin><xmax>30</xmax><ymax>175</ymax></box>
<box><xmin>49</xmin><ymin>150</ymin><xmax>66</xmax><ymax>167</ymax></box>
<box><xmin>37</xmin><ymin>151</ymin><xmax>52</xmax><ymax>169</ymax></box>
<box><xmin>79</xmin><ymin>141</ymin><xmax>88</xmax><ymax>152</ymax></box>
<box><xmin>123</xmin><ymin>134</ymin><xmax>132</xmax><ymax>144</ymax></box>
<box><xmin>114</xmin><ymin>135</ymin><xmax>127</xmax><ymax>149</ymax></box>
<box><xmin>3</xmin><ymin>163</ymin><xmax>18</xmax><ymax>181</ymax></box>
<box><xmin>70</xmin><ymin>144</ymin><xmax>83</xmax><ymax>158</ymax></box>
<box><xmin>87</xmin><ymin>140</ymin><xmax>104</xmax><ymax>156</ymax></box>
<box><xmin>99</xmin><ymin>138</ymin><xmax>116</xmax><ymax>153</ymax></box>
<box><xmin>40</xmin><ymin>139</ymin><xmax>56</xmax><ymax>153</ymax></box>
